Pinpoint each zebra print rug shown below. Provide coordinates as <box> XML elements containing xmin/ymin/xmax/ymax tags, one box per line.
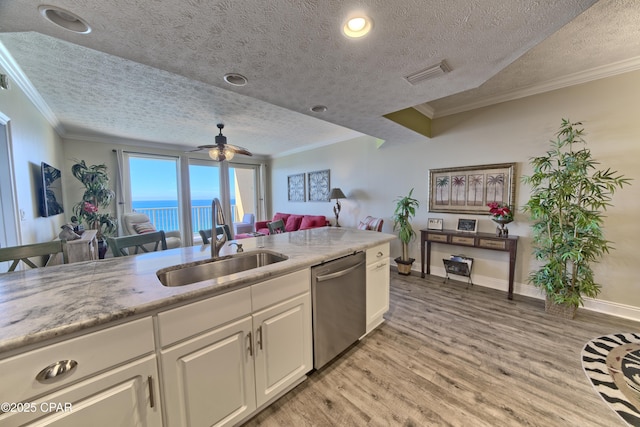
<box><xmin>582</xmin><ymin>333</ymin><xmax>640</xmax><ymax>426</ymax></box>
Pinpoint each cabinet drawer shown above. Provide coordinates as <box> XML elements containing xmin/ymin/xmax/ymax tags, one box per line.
<box><xmin>0</xmin><ymin>317</ymin><xmax>154</xmax><ymax>405</ymax></box>
<box><xmin>478</xmin><ymin>238</ymin><xmax>507</xmax><ymax>250</ymax></box>
<box><xmin>451</xmin><ymin>236</ymin><xmax>475</xmax><ymax>246</ymax></box>
<box><xmin>157</xmin><ymin>287</ymin><xmax>252</xmax><ymax>348</ymax></box>
<box><xmin>427</xmin><ymin>233</ymin><xmax>448</xmax><ymax>243</ymax></box>
<box><xmin>366</xmin><ymin>243</ymin><xmax>390</xmax><ymax>264</ymax></box>
<box><xmin>252</xmin><ymin>269</ymin><xmax>310</xmax><ymax>312</ymax></box>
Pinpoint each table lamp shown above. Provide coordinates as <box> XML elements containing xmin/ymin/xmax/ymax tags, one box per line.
<box><xmin>329</xmin><ymin>188</ymin><xmax>346</xmax><ymax>227</ymax></box>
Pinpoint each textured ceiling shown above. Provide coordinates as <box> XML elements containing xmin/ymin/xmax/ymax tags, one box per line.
<box><xmin>0</xmin><ymin>0</ymin><xmax>637</xmax><ymax>157</ymax></box>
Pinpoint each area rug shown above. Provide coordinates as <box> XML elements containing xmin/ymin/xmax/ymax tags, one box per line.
<box><xmin>582</xmin><ymin>333</ymin><xmax>640</xmax><ymax>426</ymax></box>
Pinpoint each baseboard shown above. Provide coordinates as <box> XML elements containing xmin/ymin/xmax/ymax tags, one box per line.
<box><xmin>392</xmin><ymin>263</ymin><xmax>640</xmax><ymax>322</ymax></box>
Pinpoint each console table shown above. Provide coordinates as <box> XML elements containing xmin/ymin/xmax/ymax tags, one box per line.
<box><xmin>65</xmin><ymin>229</ymin><xmax>99</xmax><ymax>263</ymax></box>
<box><xmin>420</xmin><ymin>229</ymin><xmax>518</xmax><ymax>299</ymax></box>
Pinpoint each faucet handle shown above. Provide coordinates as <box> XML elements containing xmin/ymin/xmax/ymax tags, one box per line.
<box><xmin>228</xmin><ymin>242</ymin><xmax>244</xmax><ymax>253</ymax></box>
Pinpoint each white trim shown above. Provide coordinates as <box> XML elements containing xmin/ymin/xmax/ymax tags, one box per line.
<box><xmin>432</xmin><ymin>55</ymin><xmax>640</xmax><ymax>118</ymax></box>
<box><xmin>0</xmin><ymin>113</ymin><xmax>21</xmax><ymax>247</ymax></box>
<box><xmin>395</xmin><ymin>263</ymin><xmax>640</xmax><ymax>322</ymax></box>
<box><xmin>0</xmin><ymin>41</ymin><xmax>64</xmax><ymax>135</ymax></box>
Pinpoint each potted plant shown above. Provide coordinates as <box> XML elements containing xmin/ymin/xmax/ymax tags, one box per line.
<box><xmin>522</xmin><ymin>119</ymin><xmax>630</xmax><ymax>318</ymax></box>
<box><xmin>71</xmin><ymin>160</ymin><xmax>117</xmax><ymax>258</ymax></box>
<box><xmin>393</xmin><ymin>188</ymin><xmax>420</xmax><ymax>275</ymax></box>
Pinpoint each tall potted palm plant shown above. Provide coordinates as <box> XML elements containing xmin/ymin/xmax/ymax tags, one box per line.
<box><xmin>522</xmin><ymin>119</ymin><xmax>630</xmax><ymax>317</ymax></box>
<box><xmin>393</xmin><ymin>188</ymin><xmax>420</xmax><ymax>275</ymax></box>
<box><xmin>71</xmin><ymin>160</ymin><xmax>117</xmax><ymax>258</ymax></box>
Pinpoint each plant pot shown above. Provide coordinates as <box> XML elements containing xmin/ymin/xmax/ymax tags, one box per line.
<box><xmin>544</xmin><ymin>296</ymin><xmax>577</xmax><ymax>319</ymax></box>
<box><xmin>97</xmin><ymin>240</ymin><xmax>108</xmax><ymax>259</ymax></box>
<box><xmin>395</xmin><ymin>257</ymin><xmax>414</xmax><ymax>275</ymax></box>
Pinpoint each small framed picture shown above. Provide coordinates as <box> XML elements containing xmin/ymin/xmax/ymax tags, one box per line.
<box><xmin>456</xmin><ymin>218</ymin><xmax>478</xmax><ymax>233</ymax></box>
<box><xmin>427</xmin><ymin>218</ymin><xmax>443</xmax><ymax>231</ymax></box>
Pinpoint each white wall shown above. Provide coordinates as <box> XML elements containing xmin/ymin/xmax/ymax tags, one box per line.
<box><xmin>0</xmin><ymin>72</ymin><xmax>66</xmax><ymax>244</ymax></box>
<box><xmin>271</xmin><ymin>70</ymin><xmax>640</xmax><ymax>315</ymax></box>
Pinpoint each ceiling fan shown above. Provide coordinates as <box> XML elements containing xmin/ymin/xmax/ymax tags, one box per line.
<box><xmin>190</xmin><ymin>124</ymin><xmax>252</xmax><ymax>161</ymax></box>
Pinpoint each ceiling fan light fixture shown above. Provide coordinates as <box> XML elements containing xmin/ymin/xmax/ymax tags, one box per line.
<box><xmin>223</xmin><ymin>73</ymin><xmax>248</xmax><ymax>86</ymax></box>
<box><xmin>343</xmin><ymin>15</ymin><xmax>373</xmax><ymax>38</ymax></box>
<box><xmin>38</xmin><ymin>5</ymin><xmax>91</xmax><ymax>34</ymax></box>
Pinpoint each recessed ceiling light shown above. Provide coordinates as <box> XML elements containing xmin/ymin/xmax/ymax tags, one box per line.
<box><xmin>38</xmin><ymin>5</ymin><xmax>91</xmax><ymax>34</ymax></box>
<box><xmin>342</xmin><ymin>16</ymin><xmax>373</xmax><ymax>38</ymax></box>
<box><xmin>310</xmin><ymin>105</ymin><xmax>328</xmax><ymax>113</ymax></box>
<box><xmin>223</xmin><ymin>73</ymin><xmax>248</xmax><ymax>86</ymax></box>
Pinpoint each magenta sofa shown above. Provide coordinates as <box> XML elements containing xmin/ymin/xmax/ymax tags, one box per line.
<box><xmin>255</xmin><ymin>212</ymin><xmax>328</xmax><ymax>235</ymax></box>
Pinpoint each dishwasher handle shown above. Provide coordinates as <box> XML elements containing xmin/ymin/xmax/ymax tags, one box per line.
<box><xmin>314</xmin><ymin>260</ymin><xmax>365</xmax><ymax>282</ymax></box>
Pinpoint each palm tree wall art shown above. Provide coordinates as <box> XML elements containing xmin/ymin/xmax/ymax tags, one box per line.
<box><xmin>429</xmin><ymin>163</ymin><xmax>515</xmax><ymax>215</ymax></box>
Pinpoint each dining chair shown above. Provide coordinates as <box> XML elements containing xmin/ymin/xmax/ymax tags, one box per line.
<box><xmin>267</xmin><ymin>219</ymin><xmax>286</xmax><ymax>234</ymax></box>
<box><xmin>0</xmin><ymin>240</ymin><xmax>68</xmax><ymax>272</ymax></box>
<box><xmin>107</xmin><ymin>230</ymin><xmax>167</xmax><ymax>257</ymax></box>
<box><xmin>198</xmin><ymin>225</ymin><xmax>232</xmax><ymax>244</ymax></box>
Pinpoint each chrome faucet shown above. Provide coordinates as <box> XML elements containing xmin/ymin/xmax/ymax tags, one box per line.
<box><xmin>211</xmin><ymin>198</ymin><xmax>227</xmax><ymax>259</ymax></box>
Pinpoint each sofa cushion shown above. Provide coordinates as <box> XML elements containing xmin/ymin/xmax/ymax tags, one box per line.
<box><xmin>133</xmin><ymin>222</ymin><xmax>157</xmax><ymax>234</ymax></box>
<box><xmin>299</xmin><ymin>215</ymin><xmax>326</xmax><ymax>230</ymax></box>
<box><xmin>273</xmin><ymin>212</ymin><xmax>291</xmax><ymax>223</ymax></box>
<box><xmin>285</xmin><ymin>215</ymin><xmax>304</xmax><ymax>232</ymax></box>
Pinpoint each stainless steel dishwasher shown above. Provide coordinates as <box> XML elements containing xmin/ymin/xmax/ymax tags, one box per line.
<box><xmin>311</xmin><ymin>251</ymin><xmax>366</xmax><ymax>369</ymax></box>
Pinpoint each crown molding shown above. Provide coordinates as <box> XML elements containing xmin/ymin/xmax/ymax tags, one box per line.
<box><xmin>0</xmin><ymin>41</ymin><xmax>65</xmax><ymax>135</ymax></box>
<box><xmin>412</xmin><ymin>103</ymin><xmax>435</xmax><ymax>119</ymax></box>
<box><xmin>431</xmin><ymin>55</ymin><xmax>640</xmax><ymax>118</ymax></box>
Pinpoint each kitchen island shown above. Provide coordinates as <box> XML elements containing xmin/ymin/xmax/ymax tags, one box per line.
<box><xmin>0</xmin><ymin>227</ymin><xmax>394</xmax><ymax>426</ymax></box>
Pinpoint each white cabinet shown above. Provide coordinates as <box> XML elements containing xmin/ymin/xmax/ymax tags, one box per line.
<box><xmin>0</xmin><ymin>318</ymin><xmax>161</xmax><ymax>427</ymax></box>
<box><xmin>366</xmin><ymin>243</ymin><xmax>390</xmax><ymax>333</ymax></box>
<box><xmin>161</xmin><ymin>316</ymin><xmax>255</xmax><ymax>427</ymax></box>
<box><xmin>252</xmin><ymin>292</ymin><xmax>311</xmax><ymax>407</ymax></box>
<box><xmin>158</xmin><ymin>269</ymin><xmax>312</xmax><ymax>427</ymax></box>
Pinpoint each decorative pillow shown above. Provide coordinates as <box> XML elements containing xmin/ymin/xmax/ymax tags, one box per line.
<box><xmin>358</xmin><ymin>216</ymin><xmax>383</xmax><ymax>231</ymax></box>
<box><xmin>285</xmin><ymin>214</ymin><xmax>304</xmax><ymax>232</ymax></box>
<box><xmin>299</xmin><ymin>215</ymin><xmax>326</xmax><ymax>230</ymax></box>
<box><xmin>133</xmin><ymin>222</ymin><xmax>156</xmax><ymax>234</ymax></box>
<box><xmin>273</xmin><ymin>212</ymin><xmax>291</xmax><ymax>223</ymax></box>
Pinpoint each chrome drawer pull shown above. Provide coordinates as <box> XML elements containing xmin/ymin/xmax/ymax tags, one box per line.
<box><xmin>36</xmin><ymin>360</ymin><xmax>78</xmax><ymax>383</ymax></box>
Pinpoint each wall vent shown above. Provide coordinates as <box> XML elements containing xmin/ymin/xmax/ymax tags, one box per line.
<box><xmin>405</xmin><ymin>61</ymin><xmax>451</xmax><ymax>85</ymax></box>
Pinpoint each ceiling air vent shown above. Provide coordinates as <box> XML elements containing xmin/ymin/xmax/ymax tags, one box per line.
<box><xmin>405</xmin><ymin>61</ymin><xmax>451</xmax><ymax>85</ymax></box>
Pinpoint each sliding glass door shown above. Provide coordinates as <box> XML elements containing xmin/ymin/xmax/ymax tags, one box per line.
<box><xmin>127</xmin><ymin>155</ymin><xmax>181</xmax><ymax>232</ymax></box>
<box><xmin>188</xmin><ymin>161</ymin><xmax>220</xmax><ymax>241</ymax></box>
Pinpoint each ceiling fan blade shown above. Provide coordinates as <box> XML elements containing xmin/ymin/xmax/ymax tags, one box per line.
<box><xmin>227</xmin><ymin>144</ymin><xmax>253</xmax><ymax>156</ymax></box>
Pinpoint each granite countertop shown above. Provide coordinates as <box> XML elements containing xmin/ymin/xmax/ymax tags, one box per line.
<box><xmin>0</xmin><ymin>227</ymin><xmax>395</xmax><ymax>354</ymax></box>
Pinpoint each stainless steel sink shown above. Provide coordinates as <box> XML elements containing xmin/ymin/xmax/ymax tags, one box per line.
<box><xmin>157</xmin><ymin>250</ymin><xmax>288</xmax><ymax>287</ymax></box>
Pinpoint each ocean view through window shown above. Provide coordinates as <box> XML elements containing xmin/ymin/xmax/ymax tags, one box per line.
<box><xmin>132</xmin><ymin>198</ymin><xmax>237</xmax><ymax>234</ymax></box>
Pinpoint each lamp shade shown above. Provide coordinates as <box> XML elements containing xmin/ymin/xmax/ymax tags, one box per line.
<box><xmin>329</xmin><ymin>188</ymin><xmax>346</xmax><ymax>200</ymax></box>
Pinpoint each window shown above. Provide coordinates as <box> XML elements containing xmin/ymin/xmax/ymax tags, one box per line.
<box><xmin>126</xmin><ymin>155</ymin><xmax>180</xmax><ymax>232</ymax></box>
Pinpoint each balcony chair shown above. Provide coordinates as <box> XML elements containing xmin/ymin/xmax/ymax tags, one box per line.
<box><xmin>0</xmin><ymin>240</ymin><xmax>69</xmax><ymax>272</ymax></box>
<box><xmin>234</xmin><ymin>213</ymin><xmax>255</xmax><ymax>235</ymax></box>
<box><xmin>121</xmin><ymin>212</ymin><xmax>181</xmax><ymax>249</ymax></box>
<box><xmin>267</xmin><ymin>219</ymin><xmax>286</xmax><ymax>234</ymax></box>
<box><xmin>107</xmin><ymin>231</ymin><xmax>167</xmax><ymax>257</ymax></box>
<box><xmin>198</xmin><ymin>225</ymin><xmax>232</xmax><ymax>244</ymax></box>
<box><xmin>357</xmin><ymin>216</ymin><xmax>384</xmax><ymax>232</ymax></box>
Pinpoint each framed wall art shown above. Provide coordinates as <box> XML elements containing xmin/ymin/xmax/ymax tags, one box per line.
<box><xmin>428</xmin><ymin>162</ymin><xmax>515</xmax><ymax>215</ymax></box>
<box><xmin>287</xmin><ymin>173</ymin><xmax>306</xmax><ymax>202</ymax></box>
<box><xmin>308</xmin><ymin>169</ymin><xmax>330</xmax><ymax>202</ymax></box>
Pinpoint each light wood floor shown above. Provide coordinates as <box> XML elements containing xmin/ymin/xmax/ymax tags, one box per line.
<box><xmin>243</xmin><ymin>273</ymin><xmax>640</xmax><ymax>426</ymax></box>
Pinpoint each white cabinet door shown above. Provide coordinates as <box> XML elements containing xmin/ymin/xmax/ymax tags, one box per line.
<box><xmin>366</xmin><ymin>257</ymin><xmax>390</xmax><ymax>333</ymax></box>
<box><xmin>1</xmin><ymin>355</ymin><xmax>161</xmax><ymax>427</ymax></box>
<box><xmin>160</xmin><ymin>316</ymin><xmax>256</xmax><ymax>427</ymax></box>
<box><xmin>252</xmin><ymin>292</ymin><xmax>312</xmax><ymax>407</ymax></box>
